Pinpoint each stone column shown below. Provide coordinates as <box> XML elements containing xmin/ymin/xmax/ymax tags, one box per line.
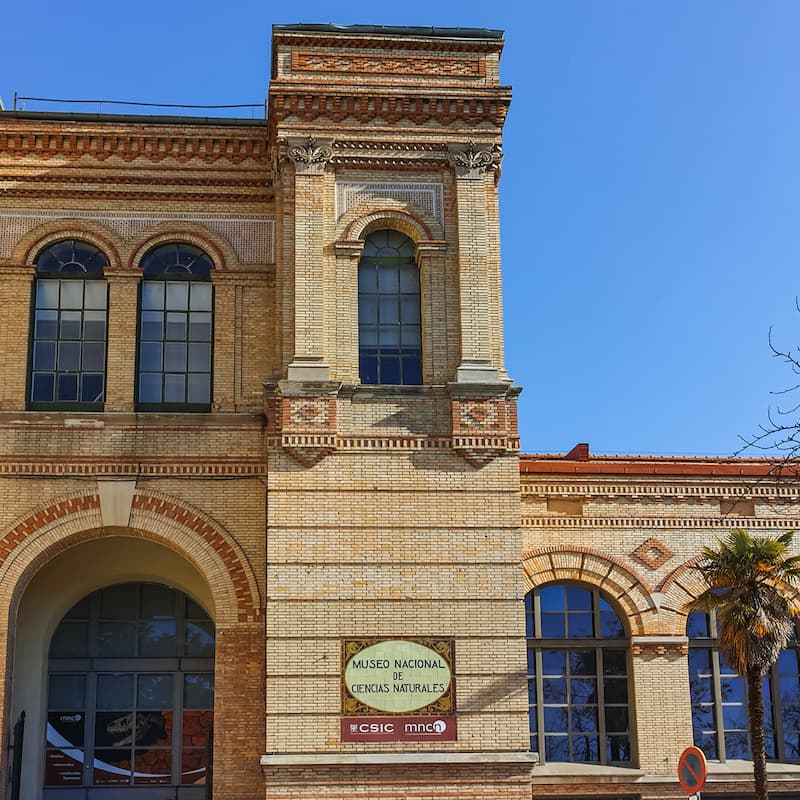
<box><xmin>449</xmin><ymin>142</ymin><xmax>503</xmax><ymax>384</ymax></box>
<box><xmin>104</xmin><ymin>272</ymin><xmax>140</xmax><ymax>412</ymax></box>
<box><xmin>285</xmin><ymin>136</ymin><xmax>334</xmax><ymax>383</ymax></box>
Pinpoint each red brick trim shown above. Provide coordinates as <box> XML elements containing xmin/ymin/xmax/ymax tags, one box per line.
<box><xmin>129</xmin><ymin>227</ymin><xmax>232</xmax><ymax>271</ymax></box>
<box><xmin>15</xmin><ymin>221</ymin><xmax>123</xmax><ymax>269</ymax></box>
<box><xmin>521</xmin><ymin>546</ymin><xmax>654</xmax><ymax>636</ymax></box>
<box><xmin>131</xmin><ymin>492</ymin><xmax>261</xmax><ymax>622</ymax></box>
<box><xmin>344</xmin><ymin>208</ymin><xmax>436</xmax><ymax>243</ymax></box>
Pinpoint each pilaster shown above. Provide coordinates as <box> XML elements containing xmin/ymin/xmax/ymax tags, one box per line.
<box><xmin>449</xmin><ymin>142</ymin><xmax>504</xmax><ymax>384</ymax></box>
<box><xmin>104</xmin><ymin>272</ymin><xmax>139</xmax><ymax>412</ymax></box>
<box><xmin>285</xmin><ymin>136</ymin><xmax>334</xmax><ymax>383</ymax></box>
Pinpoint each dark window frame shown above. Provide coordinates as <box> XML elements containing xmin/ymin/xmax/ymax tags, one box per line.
<box><xmin>526</xmin><ymin>583</ymin><xmax>634</xmax><ymax>767</ymax></box>
<box><xmin>688</xmin><ymin>610</ymin><xmax>800</xmax><ymax>763</ymax></box>
<box><xmin>358</xmin><ymin>230</ymin><xmax>422</xmax><ymax>386</ymax></box>
<box><xmin>135</xmin><ymin>244</ymin><xmax>214</xmax><ymax>413</ymax></box>
<box><xmin>28</xmin><ymin>240</ymin><xmax>109</xmax><ymax>412</ymax></box>
<box><xmin>45</xmin><ymin>582</ymin><xmax>214</xmax><ymax>791</ymax></box>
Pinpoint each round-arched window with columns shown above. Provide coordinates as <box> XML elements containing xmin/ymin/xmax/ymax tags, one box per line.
<box><xmin>526</xmin><ymin>583</ymin><xmax>633</xmax><ymax>765</ymax></box>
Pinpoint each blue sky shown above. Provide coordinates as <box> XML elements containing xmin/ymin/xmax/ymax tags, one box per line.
<box><xmin>2</xmin><ymin>1</ymin><xmax>798</xmax><ymax>456</ymax></box>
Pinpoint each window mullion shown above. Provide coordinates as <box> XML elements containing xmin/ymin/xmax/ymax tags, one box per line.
<box><xmin>711</xmin><ymin>648</ymin><xmax>726</xmax><ymax>761</ymax></box>
<box><xmin>597</xmin><ymin>646</ymin><xmax>607</xmax><ymax>764</ymax></box>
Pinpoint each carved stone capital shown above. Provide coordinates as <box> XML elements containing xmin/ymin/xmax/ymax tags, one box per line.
<box><xmin>448</xmin><ymin>141</ymin><xmax>503</xmax><ymax>180</ymax></box>
<box><xmin>286</xmin><ymin>136</ymin><xmax>334</xmax><ymax>175</ymax></box>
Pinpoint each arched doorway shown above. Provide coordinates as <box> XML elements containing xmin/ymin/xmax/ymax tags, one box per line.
<box><xmin>43</xmin><ymin>582</ymin><xmax>214</xmax><ymax>797</ymax></box>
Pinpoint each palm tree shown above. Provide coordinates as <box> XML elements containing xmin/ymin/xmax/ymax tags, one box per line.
<box><xmin>687</xmin><ymin>529</ymin><xmax>800</xmax><ymax>800</ymax></box>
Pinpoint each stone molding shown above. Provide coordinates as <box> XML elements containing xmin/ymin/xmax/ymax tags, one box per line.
<box><xmin>522</xmin><ymin>516</ymin><xmax>798</xmax><ymax>529</ymax></box>
<box><xmin>449</xmin><ymin>141</ymin><xmax>503</xmax><ymax>179</ymax></box>
<box><xmin>0</xmin><ymin>125</ymin><xmax>268</xmax><ymax>164</ymax></box>
<box><xmin>521</xmin><ymin>481</ymin><xmax>796</xmax><ymax>500</ymax></box>
<box><xmin>291</xmin><ymin>51</ymin><xmax>487</xmax><ymax>78</ymax></box>
<box><xmin>286</xmin><ymin>136</ymin><xmax>334</xmax><ymax>175</ymax></box>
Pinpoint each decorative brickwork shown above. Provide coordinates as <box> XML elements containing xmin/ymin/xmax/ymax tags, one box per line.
<box><xmin>292</xmin><ymin>51</ymin><xmax>486</xmax><ymax>78</ymax></box>
<box><xmin>632</xmin><ymin>536</ymin><xmax>675</xmax><ymax>570</ymax></box>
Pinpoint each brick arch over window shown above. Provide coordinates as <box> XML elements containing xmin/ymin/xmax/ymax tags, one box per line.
<box><xmin>343</xmin><ymin>208</ymin><xmax>444</xmax><ymax>245</ymax></box>
<box><xmin>522</xmin><ymin>547</ymin><xmax>655</xmax><ymax>636</ymax></box>
<box><xmin>14</xmin><ymin>221</ymin><xmax>122</xmax><ymax>269</ymax></box>
<box><xmin>0</xmin><ymin>489</ymin><xmax>261</xmax><ymax>629</ymax></box>
<box><xmin>130</xmin><ymin>224</ymin><xmax>234</xmax><ymax>271</ymax></box>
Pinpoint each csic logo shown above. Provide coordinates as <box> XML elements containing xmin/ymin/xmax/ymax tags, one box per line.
<box><xmin>353</xmin><ymin>722</ymin><xmax>395</xmax><ymax>734</ymax></box>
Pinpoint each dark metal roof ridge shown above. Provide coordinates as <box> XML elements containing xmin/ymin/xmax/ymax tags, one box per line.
<box><xmin>0</xmin><ymin>110</ymin><xmax>266</xmax><ymax>127</ymax></box>
<box><xmin>273</xmin><ymin>23</ymin><xmax>504</xmax><ymax>40</ymax></box>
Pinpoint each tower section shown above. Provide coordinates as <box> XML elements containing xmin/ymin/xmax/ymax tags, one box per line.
<box><xmin>264</xmin><ymin>24</ymin><xmax>531</xmax><ymax>800</ymax></box>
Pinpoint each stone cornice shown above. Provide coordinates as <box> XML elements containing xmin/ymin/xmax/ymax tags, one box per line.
<box><xmin>521</xmin><ymin>480</ymin><xmax>800</xmax><ymax>500</ymax></box>
<box><xmin>268</xmin><ymin>89</ymin><xmax>510</xmax><ymax>131</ymax></box>
<box><xmin>271</xmin><ymin>30</ymin><xmax>505</xmax><ymax>55</ymax></box>
<box><xmin>0</xmin><ymin>122</ymin><xmax>269</xmax><ymax>164</ymax></box>
<box><xmin>522</xmin><ymin>516</ymin><xmax>799</xmax><ymax>529</ymax></box>
<box><xmin>0</xmin><ymin>458</ymin><xmax>265</xmax><ymax>477</ymax></box>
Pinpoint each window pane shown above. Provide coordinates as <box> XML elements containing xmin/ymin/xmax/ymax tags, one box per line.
<box><xmin>35</xmin><ymin>310</ymin><xmax>58</xmax><ymax>339</ymax></box>
<box><xmin>97</xmin><ymin>674</ymin><xmax>134</xmax><ymax>710</ymax></box>
<box><xmin>540</xmin><ymin>614</ymin><xmax>565</xmax><ymax>638</ymax></box>
<box><xmin>359</xmin><ymin>296</ymin><xmax>377</xmax><ymax>324</ymax></box>
<box><xmin>377</xmin><ymin>265</ymin><xmax>399</xmax><ymax>292</ymax></box>
<box><xmin>82</xmin><ymin>342</ymin><xmax>105</xmax><ymax>371</ymax></box>
<box><xmin>166</xmin><ymin>313</ymin><xmax>187</xmax><ymax>340</ymax></box>
<box><xmin>60</xmin><ymin>312</ymin><xmax>82</xmax><ymax>340</ymax></box>
<box><xmin>542</xmin><ymin>677</ymin><xmax>567</xmax><ymax>703</ymax></box>
<box><xmin>57</xmin><ymin>373</ymin><xmax>79</xmax><ymax>401</ymax></box>
<box><xmin>358</xmin><ymin>265</ymin><xmax>377</xmax><ymax>291</ymax></box>
<box><xmin>139</xmin><ymin>373</ymin><xmax>162</xmax><ymax>403</ymax></box>
<box><xmin>142</xmin><ymin>282</ymin><xmax>165</xmax><ymax>310</ymax></box>
<box><xmin>84</xmin><ymin>281</ymin><xmax>107</xmax><ymax>309</ymax></box>
<box><xmin>134</xmin><ymin>747</ymin><xmax>171</xmax><ymax>785</ymax></box>
<box><xmin>94</xmin><ymin>749</ymin><xmax>133</xmax><ymax>785</ymax></box>
<box><xmin>166</xmin><ymin>282</ymin><xmax>189</xmax><ymax>310</ymax></box>
<box><xmin>81</xmin><ymin>373</ymin><xmax>104</xmax><ymax>403</ymax></box>
<box><xmin>543</xmin><ymin>706</ymin><xmax>569</xmax><ymax>733</ymax></box>
<box><xmin>60</xmin><ymin>282</ymin><xmax>83</xmax><ymax>309</ymax></box>
<box><xmin>187</xmin><ymin>373</ymin><xmax>210</xmax><ymax>404</ymax></box>
<box><xmin>101</xmin><ymin>584</ymin><xmax>139</xmax><ymax>619</ymax></box>
<box><xmin>164</xmin><ymin>374</ymin><xmax>186</xmax><ymax>403</ymax></box>
<box><xmin>49</xmin><ymin>675</ymin><xmax>86</xmax><ymax>709</ymax></box>
<box><xmin>567</xmin><ymin>613</ymin><xmax>593</xmax><ymax>638</ymax></box>
<box><xmin>139</xmin><ymin>620</ymin><xmax>177</xmax><ymax>657</ymax></box>
<box><xmin>190</xmin><ymin>283</ymin><xmax>212</xmax><ymax>310</ymax></box>
<box><xmin>164</xmin><ymin>343</ymin><xmax>187</xmax><ymax>371</ymax></box>
<box><xmin>189</xmin><ymin>312</ymin><xmax>212</xmax><ymax>341</ymax></box>
<box><xmin>400</xmin><ymin>296</ymin><xmax>420</xmax><ymax>324</ymax></box>
<box><xmin>380</xmin><ymin>357</ymin><xmax>400</xmax><ymax>385</ymax></box>
<box><xmin>37</xmin><ymin>281</ymin><xmax>60</xmax><ymax>308</ymax></box>
<box><xmin>539</xmin><ymin>585</ymin><xmax>565</xmax><ymax>612</ymax></box>
<box><xmin>50</xmin><ymin>621</ymin><xmax>89</xmax><ymax>658</ymax></box>
<box><xmin>83</xmin><ymin>310</ymin><xmax>107</xmax><ymax>340</ymax></box>
<box><xmin>379</xmin><ymin>297</ymin><xmax>399</xmax><ymax>324</ymax></box>
<box><xmin>188</xmin><ymin>343</ymin><xmax>211</xmax><ymax>372</ymax></box>
<box><xmin>570</xmin><ymin>650</ymin><xmax>596</xmax><ymax>675</ymax></box>
<box><xmin>141</xmin><ymin>311</ymin><xmax>163</xmax><ymax>341</ymax></box>
<box><xmin>138</xmin><ymin>675</ymin><xmax>174</xmax><ymax>710</ymax></box>
<box><xmin>98</xmin><ymin>622</ymin><xmax>136</xmax><ymax>657</ymax></box>
<box><xmin>32</xmin><ymin>373</ymin><xmax>55</xmax><ymax>401</ymax></box>
<box><xmin>401</xmin><ymin>357</ymin><xmax>422</xmax><ymax>385</ymax></box>
<box><xmin>140</xmin><ymin>343</ymin><xmax>162</xmax><ymax>371</ymax></box>
<box><xmin>34</xmin><ymin>341</ymin><xmax>56</xmax><ymax>370</ymax></box>
<box><xmin>399</xmin><ymin>263</ymin><xmax>419</xmax><ymax>292</ymax></box>
<box><xmin>184</xmin><ymin>674</ymin><xmax>214</xmax><ymax>709</ymax></box>
<box><xmin>687</xmin><ymin>611</ymin><xmax>711</xmax><ymax>638</ymax></box>
<box><xmin>185</xmin><ymin>621</ymin><xmax>215</xmax><ymax>657</ymax></box>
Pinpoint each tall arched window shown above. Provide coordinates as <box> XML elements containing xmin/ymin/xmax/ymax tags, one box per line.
<box><xmin>137</xmin><ymin>243</ymin><xmax>213</xmax><ymax>411</ymax></box>
<box><xmin>526</xmin><ymin>584</ymin><xmax>632</xmax><ymax>765</ymax></box>
<box><xmin>30</xmin><ymin>239</ymin><xmax>108</xmax><ymax>410</ymax></box>
<box><xmin>688</xmin><ymin>610</ymin><xmax>800</xmax><ymax>762</ymax></box>
<box><xmin>358</xmin><ymin>230</ymin><xmax>422</xmax><ymax>385</ymax></box>
<box><xmin>45</xmin><ymin>582</ymin><xmax>214</xmax><ymax>792</ymax></box>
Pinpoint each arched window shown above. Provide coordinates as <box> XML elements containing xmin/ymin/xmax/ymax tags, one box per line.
<box><xmin>137</xmin><ymin>243</ymin><xmax>213</xmax><ymax>411</ymax></box>
<box><xmin>526</xmin><ymin>584</ymin><xmax>632</xmax><ymax>765</ymax></box>
<box><xmin>30</xmin><ymin>239</ymin><xmax>108</xmax><ymax>409</ymax></box>
<box><xmin>358</xmin><ymin>230</ymin><xmax>422</xmax><ymax>385</ymax></box>
<box><xmin>688</xmin><ymin>610</ymin><xmax>800</xmax><ymax>762</ymax></box>
<box><xmin>45</xmin><ymin>582</ymin><xmax>214</xmax><ymax>792</ymax></box>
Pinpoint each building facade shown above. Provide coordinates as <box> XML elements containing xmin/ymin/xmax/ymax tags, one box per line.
<box><xmin>0</xmin><ymin>21</ymin><xmax>797</xmax><ymax>800</ymax></box>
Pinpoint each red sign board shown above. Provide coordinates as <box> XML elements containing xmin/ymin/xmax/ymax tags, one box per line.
<box><xmin>678</xmin><ymin>746</ymin><xmax>707</xmax><ymax>794</ymax></box>
<box><xmin>341</xmin><ymin>715</ymin><xmax>457</xmax><ymax>742</ymax></box>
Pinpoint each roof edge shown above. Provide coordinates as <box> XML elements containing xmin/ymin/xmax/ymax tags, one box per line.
<box><xmin>272</xmin><ymin>23</ymin><xmax>504</xmax><ymax>40</ymax></box>
<box><xmin>0</xmin><ymin>110</ymin><xmax>267</xmax><ymax>127</ymax></box>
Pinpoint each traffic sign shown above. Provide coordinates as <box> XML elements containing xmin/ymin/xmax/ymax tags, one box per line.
<box><xmin>678</xmin><ymin>746</ymin><xmax>707</xmax><ymax>794</ymax></box>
